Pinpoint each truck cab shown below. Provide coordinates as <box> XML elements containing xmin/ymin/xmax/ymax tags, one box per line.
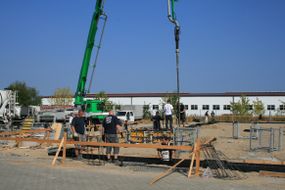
<box><xmin>116</xmin><ymin>110</ymin><xmax>135</xmax><ymax>122</ymax></box>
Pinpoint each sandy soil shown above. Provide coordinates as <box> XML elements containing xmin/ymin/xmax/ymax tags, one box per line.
<box><xmin>199</xmin><ymin>123</ymin><xmax>285</xmax><ymax>161</ymax></box>
<box><xmin>0</xmin><ymin>122</ymin><xmax>284</xmax><ymax>162</ymax></box>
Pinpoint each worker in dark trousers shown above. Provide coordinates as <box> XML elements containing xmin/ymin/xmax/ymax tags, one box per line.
<box><xmin>180</xmin><ymin>103</ymin><xmax>186</xmax><ymax>127</ymax></box>
<box><xmin>102</xmin><ymin>110</ymin><xmax>122</xmax><ymax>165</ymax></box>
<box><xmin>152</xmin><ymin>111</ymin><xmax>162</xmax><ymax>131</ymax></box>
<box><xmin>71</xmin><ymin>110</ymin><xmax>86</xmax><ymax>160</ymax></box>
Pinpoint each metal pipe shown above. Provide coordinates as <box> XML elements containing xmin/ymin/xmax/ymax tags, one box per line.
<box><xmin>167</xmin><ymin>0</ymin><xmax>180</xmax><ymax>27</ymax></box>
<box><xmin>167</xmin><ymin>0</ymin><xmax>181</xmax><ymax>127</ymax></box>
<box><xmin>269</xmin><ymin>128</ymin><xmax>274</xmax><ymax>152</ymax></box>
<box><xmin>88</xmin><ymin>13</ymin><xmax>108</xmax><ymax>93</ymax></box>
<box><xmin>279</xmin><ymin>128</ymin><xmax>283</xmax><ymax>151</ymax></box>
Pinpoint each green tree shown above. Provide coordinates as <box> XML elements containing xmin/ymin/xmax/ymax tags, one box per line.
<box><xmin>252</xmin><ymin>98</ymin><xmax>265</xmax><ymax>116</ymax></box>
<box><xmin>95</xmin><ymin>91</ymin><xmax>114</xmax><ymax>111</ymax></box>
<box><xmin>230</xmin><ymin>96</ymin><xmax>251</xmax><ymax>115</ymax></box>
<box><xmin>143</xmin><ymin>104</ymin><xmax>151</xmax><ymax>119</ymax></box>
<box><xmin>6</xmin><ymin>81</ymin><xmax>41</xmax><ymax>106</ymax></box>
<box><xmin>51</xmin><ymin>87</ymin><xmax>73</xmax><ymax>106</ymax></box>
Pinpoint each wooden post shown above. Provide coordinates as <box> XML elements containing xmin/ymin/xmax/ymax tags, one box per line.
<box><xmin>188</xmin><ymin>152</ymin><xmax>196</xmax><ymax>178</ymax></box>
<box><xmin>62</xmin><ymin>130</ymin><xmax>67</xmax><ymax>164</ymax></box>
<box><xmin>188</xmin><ymin>139</ymin><xmax>200</xmax><ymax>178</ymax></box>
<box><xmin>46</xmin><ymin>130</ymin><xmax>51</xmax><ymax>146</ymax></box>
<box><xmin>195</xmin><ymin>138</ymin><xmax>201</xmax><ymax>176</ymax></box>
<box><xmin>51</xmin><ymin>138</ymin><xmax>65</xmax><ymax>166</ymax></box>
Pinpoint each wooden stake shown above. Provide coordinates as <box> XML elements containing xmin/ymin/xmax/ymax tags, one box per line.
<box><xmin>51</xmin><ymin>138</ymin><xmax>65</xmax><ymax>166</ymax></box>
<box><xmin>195</xmin><ymin>139</ymin><xmax>201</xmax><ymax>176</ymax></box>
<box><xmin>150</xmin><ymin>158</ymin><xmax>187</xmax><ymax>185</ymax></box>
<box><xmin>62</xmin><ymin>131</ymin><xmax>67</xmax><ymax>164</ymax></box>
<box><xmin>46</xmin><ymin>130</ymin><xmax>51</xmax><ymax>146</ymax></box>
<box><xmin>188</xmin><ymin>152</ymin><xmax>196</xmax><ymax>178</ymax></box>
<box><xmin>188</xmin><ymin>139</ymin><xmax>200</xmax><ymax>178</ymax></box>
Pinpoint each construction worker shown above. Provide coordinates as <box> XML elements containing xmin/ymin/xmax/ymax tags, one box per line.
<box><xmin>152</xmin><ymin>111</ymin><xmax>162</xmax><ymax>131</ymax></box>
<box><xmin>102</xmin><ymin>110</ymin><xmax>122</xmax><ymax>165</ymax></box>
<box><xmin>164</xmin><ymin>100</ymin><xmax>173</xmax><ymax>130</ymax></box>
<box><xmin>71</xmin><ymin>110</ymin><xmax>86</xmax><ymax>160</ymax></box>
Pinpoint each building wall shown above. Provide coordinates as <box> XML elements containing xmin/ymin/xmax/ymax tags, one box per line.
<box><xmin>41</xmin><ymin>95</ymin><xmax>285</xmax><ymax>116</ymax></box>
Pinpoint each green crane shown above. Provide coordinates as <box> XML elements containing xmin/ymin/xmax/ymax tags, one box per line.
<box><xmin>73</xmin><ymin>0</ymin><xmax>181</xmax><ymax>122</ymax></box>
<box><xmin>74</xmin><ymin>0</ymin><xmax>106</xmax><ymax>120</ymax></box>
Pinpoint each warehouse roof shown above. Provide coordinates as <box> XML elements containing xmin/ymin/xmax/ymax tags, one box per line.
<box><xmin>41</xmin><ymin>92</ymin><xmax>285</xmax><ymax>98</ymax></box>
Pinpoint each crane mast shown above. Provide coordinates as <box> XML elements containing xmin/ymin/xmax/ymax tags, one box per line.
<box><xmin>74</xmin><ymin>0</ymin><xmax>104</xmax><ymax>108</ymax></box>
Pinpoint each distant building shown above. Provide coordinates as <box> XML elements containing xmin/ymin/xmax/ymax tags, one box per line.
<box><xmin>41</xmin><ymin>92</ymin><xmax>285</xmax><ymax>116</ymax></box>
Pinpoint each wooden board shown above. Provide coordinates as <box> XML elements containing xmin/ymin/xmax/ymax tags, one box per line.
<box><xmin>51</xmin><ymin>138</ymin><xmax>65</xmax><ymax>166</ymax></box>
<box><xmin>0</xmin><ymin>129</ymin><xmax>49</xmax><ymax>136</ymax></box>
<box><xmin>0</xmin><ymin>137</ymin><xmax>193</xmax><ymax>151</ymax></box>
<box><xmin>51</xmin><ymin>123</ymin><xmax>62</xmax><ymax>140</ymax></box>
<box><xmin>259</xmin><ymin>171</ymin><xmax>285</xmax><ymax>178</ymax></box>
<box><xmin>150</xmin><ymin>158</ymin><xmax>186</xmax><ymax>185</ymax></box>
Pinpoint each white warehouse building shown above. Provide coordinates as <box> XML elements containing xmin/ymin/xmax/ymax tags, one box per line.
<box><xmin>41</xmin><ymin>92</ymin><xmax>285</xmax><ymax>116</ymax></box>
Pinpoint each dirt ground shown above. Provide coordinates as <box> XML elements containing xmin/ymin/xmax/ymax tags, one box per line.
<box><xmin>199</xmin><ymin>122</ymin><xmax>285</xmax><ymax>161</ymax></box>
<box><xmin>0</xmin><ymin>122</ymin><xmax>284</xmax><ymax>190</ymax></box>
<box><xmin>1</xmin><ymin>122</ymin><xmax>284</xmax><ymax>162</ymax></box>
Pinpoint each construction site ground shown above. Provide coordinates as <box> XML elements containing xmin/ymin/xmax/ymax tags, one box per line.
<box><xmin>0</xmin><ymin>150</ymin><xmax>284</xmax><ymax>190</ymax></box>
<box><xmin>0</xmin><ymin>122</ymin><xmax>284</xmax><ymax>189</ymax></box>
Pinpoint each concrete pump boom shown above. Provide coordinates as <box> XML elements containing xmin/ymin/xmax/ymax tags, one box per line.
<box><xmin>74</xmin><ymin>0</ymin><xmax>104</xmax><ymax>107</ymax></box>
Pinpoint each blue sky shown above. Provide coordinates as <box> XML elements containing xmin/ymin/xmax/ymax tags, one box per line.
<box><xmin>0</xmin><ymin>0</ymin><xmax>284</xmax><ymax>95</ymax></box>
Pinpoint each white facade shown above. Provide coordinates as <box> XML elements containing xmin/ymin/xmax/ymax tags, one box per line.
<box><xmin>41</xmin><ymin>92</ymin><xmax>285</xmax><ymax>116</ymax></box>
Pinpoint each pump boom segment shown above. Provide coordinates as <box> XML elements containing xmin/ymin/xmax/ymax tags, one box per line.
<box><xmin>74</xmin><ymin>0</ymin><xmax>104</xmax><ymax>108</ymax></box>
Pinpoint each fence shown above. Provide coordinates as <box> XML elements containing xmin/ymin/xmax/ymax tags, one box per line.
<box><xmin>249</xmin><ymin>124</ymin><xmax>283</xmax><ymax>152</ymax></box>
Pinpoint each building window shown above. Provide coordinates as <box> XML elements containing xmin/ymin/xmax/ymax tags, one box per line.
<box><xmin>267</xmin><ymin>105</ymin><xmax>275</xmax><ymax>110</ymax></box>
<box><xmin>223</xmin><ymin>105</ymin><xmax>231</xmax><ymax>110</ymax></box>
<box><xmin>280</xmin><ymin>105</ymin><xmax>285</xmax><ymax>110</ymax></box>
<box><xmin>184</xmin><ymin>105</ymin><xmax>189</xmax><ymax>110</ymax></box>
<box><xmin>248</xmin><ymin>105</ymin><xmax>253</xmax><ymax>110</ymax></box>
<box><xmin>202</xmin><ymin>105</ymin><xmax>209</xmax><ymax>110</ymax></box>
<box><xmin>213</xmin><ymin>105</ymin><xmax>220</xmax><ymax>110</ymax></box>
<box><xmin>191</xmin><ymin>105</ymin><xmax>198</xmax><ymax>110</ymax></box>
<box><xmin>152</xmin><ymin>105</ymin><xmax>159</xmax><ymax>110</ymax></box>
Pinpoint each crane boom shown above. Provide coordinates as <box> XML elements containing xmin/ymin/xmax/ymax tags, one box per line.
<box><xmin>74</xmin><ymin>0</ymin><xmax>104</xmax><ymax>107</ymax></box>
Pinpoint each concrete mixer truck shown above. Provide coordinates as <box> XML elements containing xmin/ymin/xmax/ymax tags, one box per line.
<box><xmin>0</xmin><ymin>90</ymin><xmax>18</xmax><ymax>129</ymax></box>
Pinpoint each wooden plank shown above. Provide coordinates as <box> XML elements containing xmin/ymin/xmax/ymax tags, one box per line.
<box><xmin>203</xmin><ymin>137</ymin><xmax>217</xmax><ymax>145</ymax></box>
<box><xmin>223</xmin><ymin>159</ymin><xmax>285</xmax><ymax>166</ymax></box>
<box><xmin>243</xmin><ymin>159</ymin><xmax>284</xmax><ymax>165</ymax></box>
<box><xmin>51</xmin><ymin>123</ymin><xmax>62</xmax><ymax>140</ymax></box>
<box><xmin>0</xmin><ymin>137</ymin><xmax>193</xmax><ymax>151</ymax></box>
<box><xmin>62</xmin><ymin>132</ymin><xmax>67</xmax><ymax>164</ymax></box>
<box><xmin>0</xmin><ymin>129</ymin><xmax>49</xmax><ymax>136</ymax></box>
<box><xmin>259</xmin><ymin>171</ymin><xmax>285</xmax><ymax>178</ymax></box>
<box><xmin>188</xmin><ymin>152</ymin><xmax>196</xmax><ymax>178</ymax></box>
<box><xmin>51</xmin><ymin>138</ymin><xmax>65</xmax><ymax>166</ymax></box>
<box><xmin>0</xmin><ymin>137</ymin><xmax>62</xmax><ymax>144</ymax></box>
<box><xmin>150</xmin><ymin>158</ymin><xmax>186</xmax><ymax>185</ymax></box>
<box><xmin>195</xmin><ymin>139</ymin><xmax>201</xmax><ymax>176</ymax></box>
<box><xmin>69</xmin><ymin>141</ymin><xmax>193</xmax><ymax>150</ymax></box>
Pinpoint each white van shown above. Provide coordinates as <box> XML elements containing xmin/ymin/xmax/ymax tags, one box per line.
<box><xmin>116</xmin><ymin>110</ymin><xmax>135</xmax><ymax>122</ymax></box>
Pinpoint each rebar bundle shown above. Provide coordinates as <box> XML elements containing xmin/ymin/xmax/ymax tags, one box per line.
<box><xmin>202</xmin><ymin>145</ymin><xmax>247</xmax><ymax>180</ymax></box>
